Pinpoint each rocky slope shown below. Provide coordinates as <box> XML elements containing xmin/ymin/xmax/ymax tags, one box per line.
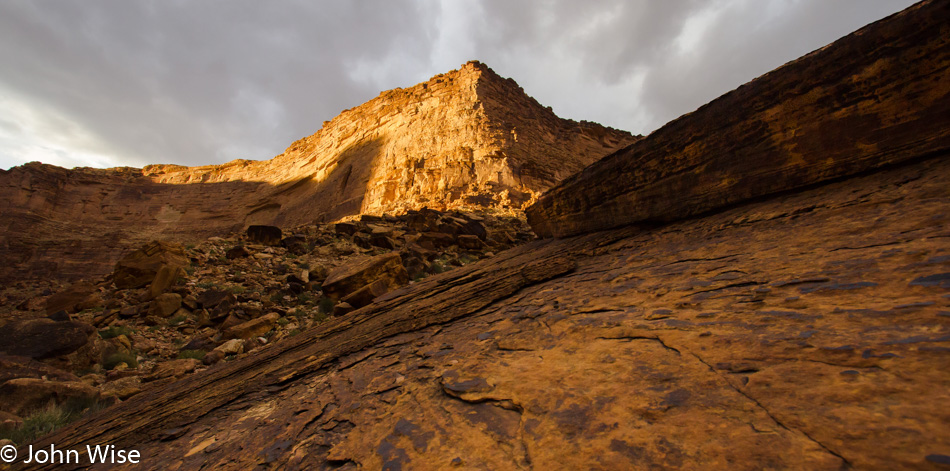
<box><xmin>8</xmin><ymin>1</ymin><xmax>948</xmax><ymax>469</ymax></box>
<box><xmin>0</xmin><ymin>61</ymin><xmax>636</xmax><ymax>284</ymax></box>
<box><xmin>0</xmin><ymin>209</ymin><xmax>534</xmax><ymax>440</ymax></box>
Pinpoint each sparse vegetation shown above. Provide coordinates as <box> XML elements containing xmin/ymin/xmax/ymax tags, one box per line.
<box><xmin>0</xmin><ymin>397</ymin><xmax>109</xmax><ymax>445</ymax></box>
<box><xmin>168</xmin><ymin>313</ymin><xmax>188</xmax><ymax>326</ymax></box>
<box><xmin>99</xmin><ymin>326</ymin><xmax>133</xmax><ymax>339</ymax></box>
<box><xmin>102</xmin><ymin>352</ymin><xmax>138</xmax><ymax>370</ymax></box>
<box><xmin>178</xmin><ymin>349</ymin><xmax>206</xmax><ymax>361</ymax></box>
<box><xmin>318</xmin><ymin>296</ymin><xmax>335</xmax><ymax>314</ymax></box>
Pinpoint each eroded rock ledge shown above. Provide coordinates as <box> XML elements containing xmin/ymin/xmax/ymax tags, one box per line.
<box><xmin>526</xmin><ymin>0</ymin><xmax>950</xmax><ymax>238</ymax></box>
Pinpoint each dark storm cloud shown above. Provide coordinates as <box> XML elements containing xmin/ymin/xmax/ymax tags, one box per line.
<box><xmin>0</xmin><ymin>0</ymin><xmax>917</xmax><ymax>169</ymax></box>
<box><xmin>0</xmin><ymin>0</ymin><xmax>438</xmax><ymax>168</ymax></box>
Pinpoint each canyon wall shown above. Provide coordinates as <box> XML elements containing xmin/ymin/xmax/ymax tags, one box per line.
<box><xmin>0</xmin><ymin>62</ymin><xmax>635</xmax><ymax>283</ymax></box>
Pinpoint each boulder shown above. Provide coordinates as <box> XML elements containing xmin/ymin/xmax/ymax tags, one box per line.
<box><xmin>0</xmin><ymin>318</ymin><xmax>95</xmax><ymax>360</ymax></box>
<box><xmin>0</xmin><ymin>378</ymin><xmax>100</xmax><ymax>416</ymax></box>
<box><xmin>341</xmin><ymin>279</ymin><xmax>393</xmax><ymax>309</ymax></box>
<box><xmin>281</xmin><ymin>235</ymin><xmax>309</xmax><ymax>255</ymax></box>
<box><xmin>457</xmin><ymin>234</ymin><xmax>486</xmax><ymax>250</ymax></box>
<box><xmin>332</xmin><ymin>302</ymin><xmax>355</xmax><ymax>317</ymax></box>
<box><xmin>334</xmin><ymin>222</ymin><xmax>361</xmax><ymax>236</ymax></box>
<box><xmin>147</xmin><ymin>264</ymin><xmax>185</xmax><ymax>300</ymax></box>
<box><xmin>246</xmin><ymin>225</ymin><xmax>282</xmax><ymax>246</ymax></box>
<box><xmin>321</xmin><ymin>253</ymin><xmax>409</xmax><ymax>301</ymax></box>
<box><xmin>113</xmin><ymin>241</ymin><xmax>187</xmax><ymax>289</ymax></box>
<box><xmin>202</xmin><ymin>350</ymin><xmax>225</xmax><ymax>365</ymax></box>
<box><xmin>148</xmin><ymin>293</ymin><xmax>182</xmax><ymax>318</ymax></box>
<box><xmin>223</xmin><ymin>313</ymin><xmax>280</xmax><ymax>340</ymax></box>
<box><xmin>404</xmin><ymin>208</ymin><xmax>443</xmax><ymax>232</ymax></box>
<box><xmin>0</xmin><ymin>355</ymin><xmax>79</xmax><ymax>384</ymax></box>
<box><xmin>181</xmin><ymin>333</ymin><xmax>216</xmax><ymax>352</ymax></box>
<box><xmin>213</xmin><ymin>339</ymin><xmax>245</xmax><ymax>356</ymax></box>
<box><xmin>99</xmin><ymin>376</ymin><xmax>143</xmax><ymax>401</ymax></box>
<box><xmin>416</xmin><ymin>232</ymin><xmax>455</xmax><ymax>250</ymax></box>
<box><xmin>0</xmin><ymin>411</ymin><xmax>22</xmax><ymax>433</ymax></box>
<box><xmin>369</xmin><ymin>235</ymin><xmax>396</xmax><ymax>250</ymax></box>
<box><xmin>196</xmin><ymin>289</ymin><xmax>237</xmax><ymax>321</ymax></box>
<box><xmin>45</xmin><ymin>282</ymin><xmax>102</xmax><ymax>315</ymax></box>
<box><xmin>226</xmin><ymin>245</ymin><xmax>251</xmax><ymax>259</ymax></box>
<box><xmin>144</xmin><ymin>358</ymin><xmax>200</xmax><ymax>383</ymax></box>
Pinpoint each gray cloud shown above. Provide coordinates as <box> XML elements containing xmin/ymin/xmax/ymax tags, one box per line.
<box><xmin>0</xmin><ymin>0</ymin><xmax>917</xmax><ymax>169</ymax></box>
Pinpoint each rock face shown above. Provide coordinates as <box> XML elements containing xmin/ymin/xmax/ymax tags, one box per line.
<box><xmin>526</xmin><ymin>0</ymin><xmax>950</xmax><ymax>238</ymax></box>
<box><xmin>30</xmin><ymin>2</ymin><xmax>950</xmax><ymax>469</ymax></box>
<box><xmin>35</xmin><ymin>156</ymin><xmax>950</xmax><ymax>470</ymax></box>
<box><xmin>0</xmin><ymin>62</ymin><xmax>635</xmax><ymax>284</ymax></box>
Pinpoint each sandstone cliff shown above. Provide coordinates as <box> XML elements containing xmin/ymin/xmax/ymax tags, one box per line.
<box><xmin>0</xmin><ymin>61</ymin><xmax>636</xmax><ymax>284</ymax></box>
<box><xmin>25</xmin><ymin>1</ymin><xmax>950</xmax><ymax>469</ymax></box>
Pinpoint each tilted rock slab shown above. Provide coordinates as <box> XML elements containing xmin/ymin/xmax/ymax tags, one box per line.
<box><xmin>526</xmin><ymin>0</ymin><xmax>950</xmax><ymax>238</ymax></box>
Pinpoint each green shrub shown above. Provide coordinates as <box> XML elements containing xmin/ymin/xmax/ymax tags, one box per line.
<box><xmin>168</xmin><ymin>314</ymin><xmax>188</xmax><ymax>326</ymax></box>
<box><xmin>102</xmin><ymin>352</ymin><xmax>138</xmax><ymax>370</ymax></box>
<box><xmin>318</xmin><ymin>296</ymin><xmax>335</xmax><ymax>314</ymax></box>
<box><xmin>0</xmin><ymin>397</ymin><xmax>111</xmax><ymax>445</ymax></box>
<box><xmin>98</xmin><ymin>326</ymin><xmax>132</xmax><ymax>339</ymax></box>
<box><xmin>458</xmin><ymin>254</ymin><xmax>478</xmax><ymax>265</ymax></box>
<box><xmin>277</xmin><ymin>317</ymin><xmax>290</xmax><ymax>327</ymax></box>
<box><xmin>297</xmin><ymin>292</ymin><xmax>314</xmax><ymax>305</ymax></box>
<box><xmin>228</xmin><ymin>285</ymin><xmax>246</xmax><ymax>294</ymax></box>
<box><xmin>178</xmin><ymin>350</ymin><xmax>206</xmax><ymax>361</ymax></box>
<box><xmin>0</xmin><ymin>405</ymin><xmax>70</xmax><ymax>445</ymax></box>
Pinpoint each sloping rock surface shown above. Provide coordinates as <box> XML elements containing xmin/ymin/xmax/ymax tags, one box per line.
<box><xmin>526</xmin><ymin>0</ymin><xmax>950</xmax><ymax>238</ymax></box>
<box><xmin>0</xmin><ymin>62</ymin><xmax>635</xmax><ymax>284</ymax></box>
<box><xmin>15</xmin><ymin>2</ymin><xmax>950</xmax><ymax>470</ymax></box>
<box><xmin>32</xmin><ymin>152</ymin><xmax>950</xmax><ymax>471</ymax></box>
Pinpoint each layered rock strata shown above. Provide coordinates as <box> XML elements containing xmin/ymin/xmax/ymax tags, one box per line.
<box><xmin>0</xmin><ymin>62</ymin><xmax>635</xmax><ymax>283</ymax></box>
<box><xmin>32</xmin><ymin>149</ymin><xmax>950</xmax><ymax>471</ymax></box>
<box><xmin>526</xmin><ymin>0</ymin><xmax>950</xmax><ymax>238</ymax></box>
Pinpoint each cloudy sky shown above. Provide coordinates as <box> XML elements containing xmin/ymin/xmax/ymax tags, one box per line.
<box><xmin>0</xmin><ymin>0</ymin><xmax>917</xmax><ymax>170</ymax></box>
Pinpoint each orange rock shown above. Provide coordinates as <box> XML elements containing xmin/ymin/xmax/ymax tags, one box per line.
<box><xmin>0</xmin><ymin>63</ymin><xmax>635</xmax><ymax>285</ymax></box>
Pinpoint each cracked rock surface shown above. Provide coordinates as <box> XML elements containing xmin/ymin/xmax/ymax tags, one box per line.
<box><xmin>32</xmin><ymin>154</ymin><xmax>950</xmax><ymax>470</ymax></box>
